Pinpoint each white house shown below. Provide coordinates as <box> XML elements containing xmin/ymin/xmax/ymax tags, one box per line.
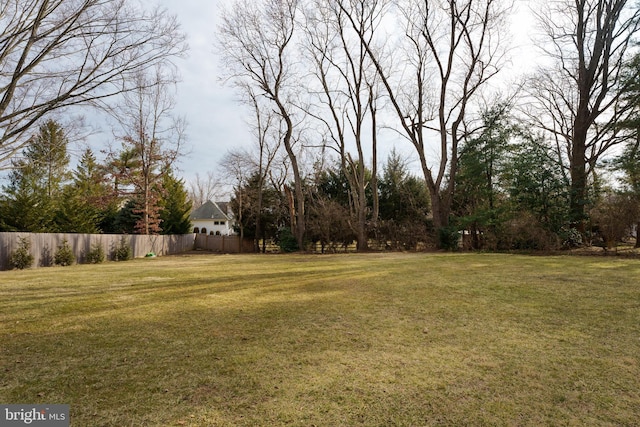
<box><xmin>190</xmin><ymin>201</ymin><xmax>235</xmax><ymax>236</ymax></box>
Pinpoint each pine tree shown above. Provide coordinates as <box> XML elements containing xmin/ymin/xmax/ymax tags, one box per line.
<box><xmin>0</xmin><ymin>171</ymin><xmax>51</xmax><ymax>232</ymax></box>
<box><xmin>452</xmin><ymin>104</ymin><xmax>512</xmax><ymax>248</ymax></box>
<box><xmin>29</xmin><ymin>120</ymin><xmax>71</xmax><ymax>199</ymax></box>
<box><xmin>159</xmin><ymin>172</ymin><xmax>193</xmax><ymax>235</ymax></box>
<box><xmin>56</xmin><ymin>149</ymin><xmax>112</xmax><ymax>233</ymax></box>
<box><xmin>113</xmin><ymin>199</ymin><xmax>141</xmax><ymax>234</ymax></box>
<box><xmin>0</xmin><ymin>120</ymin><xmax>69</xmax><ymax>232</ymax></box>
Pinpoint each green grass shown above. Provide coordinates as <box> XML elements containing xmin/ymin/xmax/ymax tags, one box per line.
<box><xmin>1</xmin><ymin>253</ymin><xmax>639</xmax><ymax>426</ymax></box>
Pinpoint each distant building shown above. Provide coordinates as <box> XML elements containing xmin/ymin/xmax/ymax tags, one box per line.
<box><xmin>189</xmin><ymin>201</ymin><xmax>236</xmax><ymax>236</ymax></box>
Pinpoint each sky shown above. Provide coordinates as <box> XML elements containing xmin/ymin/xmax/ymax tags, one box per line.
<box><xmin>77</xmin><ymin>0</ymin><xmax>245</xmax><ymax>189</ymax></box>
<box><xmin>156</xmin><ymin>0</ymin><xmax>245</xmax><ymax>184</ymax></box>
<box><xmin>142</xmin><ymin>0</ymin><xmax>537</xmax><ymax>187</ymax></box>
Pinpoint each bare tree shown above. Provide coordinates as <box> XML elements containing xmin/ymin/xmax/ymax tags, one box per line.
<box><xmin>189</xmin><ymin>172</ymin><xmax>225</xmax><ymax>208</ymax></box>
<box><xmin>220</xmin><ymin>84</ymin><xmax>284</xmax><ymax>251</ymax></box>
<box><xmin>302</xmin><ymin>0</ymin><xmax>384</xmax><ymax>251</ymax></box>
<box><xmin>218</xmin><ymin>0</ymin><xmax>306</xmax><ymax>250</ymax></box>
<box><xmin>220</xmin><ymin>148</ymin><xmax>253</xmax><ymax>244</ymax></box>
<box><xmin>528</xmin><ymin>0</ymin><xmax>640</xmax><ymax>233</ymax></box>
<box><xmin>0</xmin><ymin>0</ymin><xmax>187</xmax><ymax>166</ymax></box>
<box><xmin>244</xmin><ymin>86</ymin><xmax>284</xmax><ymax>252</ymax></box>
<box><xmin>221</xmin><ymin>151</ymin><xmax>287</xmax><ymax>253</ymax></box>
<box><xmin>343</xmin><ymin>0</ymin><xmax>512</xmax><ymax>245</ymax></box>
<box><xmin>110</xmin><ymin>65</ymin><xmax>187</xmax><ymax>235</ymax></box>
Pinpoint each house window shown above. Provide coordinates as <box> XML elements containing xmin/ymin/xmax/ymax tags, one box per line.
<box><xmin>216</xmin><ymin>231</ymin><xmax>221</xmax><ymax>236</ymax></box>
<box><xmin>201</xmin><ymin>227</ymin><xmax>207</xmax><ymax>234</ymax></box>
<box><xmin>193</xmin><ymin>227</ymin><xmax>200</xmax><ymax>234</ymax></box>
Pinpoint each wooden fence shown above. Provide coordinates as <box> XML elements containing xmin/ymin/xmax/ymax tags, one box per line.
<box><xmin>0</xmin><ymin>232</ymin><xmax>196</xmax><ymax>270</ymax></box>
<box><xmin>194</xmin><ymin>234</ymin><xmax>254</xmax><ymax>253</ymax></box>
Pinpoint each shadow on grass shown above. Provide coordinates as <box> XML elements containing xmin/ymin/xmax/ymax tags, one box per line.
<box><xmin>2</xmin><ymin>254</ymin><xmax>640</xmax><ymax>426</ymax></box>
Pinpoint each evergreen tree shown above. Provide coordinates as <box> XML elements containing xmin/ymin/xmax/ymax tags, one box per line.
<box><xmin>159</xmin><ymin>172</ymin><xmax>192</xmax><ymax>235</ymax></box>
<box><xmin>30</xmin><ymin>120</ymin><xmax>71</xmax><ymax>199</ymax></box>
<box><xmin>56</xmin><ymin>149</ymin><xmax>113</xmax><ymax>233</ymax></box>
<box><xmin>610</xmin><ymin>49</ymin><xmax>640</xmax><ymax>247</ymax></box>
<box><xmin>452</xmin><ymin>104</ymin><xmax>512</xmax><ymax>249</ymax></box>
<box><xmin>0</xmin><ymin>171</ymin><xmax>51</xmax><ymax>232</ymax></box>
<box><xmin>315</xmin><ymin>165</ymin><xmax>352</xmax><ymax>211</ymax></box>
<box><xmin>0</xmin><ymin>120</ymin><xmax>69</xmax><ymax>232</ymax></box>
<box><xmin>55</xmin><ymin>185</ymin><xmax>100</xmax><ymax>233</ymax></box>
<box><xmin>378</xmin><ymin>150</ymin><xmax>430</xmax><ymax>224</ymax></box>
<box><xmin>504</xmin><ymin>133</ymin><xmax>570</xmax><ymax>235</ymax></box>
<box><xmin>607</xmin><ymin>140</ymin><xmax>640</xmax><ymax>248</ymax></box>
<box><xmin>100</xmin><ymin>148</ymin><xmax>139</xmax><ymax>233</ymax></box>
<box><xmin>377</xmin><ymin>150</ymin><xmax>430</xmax><ymax>249</ymax></box>
<box><xmin>113</xmin><ymin>199</ymin><xmax>141</xmax><ymax>234</ymax></box>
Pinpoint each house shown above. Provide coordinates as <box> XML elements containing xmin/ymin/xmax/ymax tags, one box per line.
<box><xmin>189</xmin><ymin>201</ymin><xmax>236</xmax><ymax>236</ymax></box>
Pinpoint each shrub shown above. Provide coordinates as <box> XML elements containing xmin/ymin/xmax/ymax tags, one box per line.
<box><xmin>497</xmin><ymin>212</ymin><xmax>560</xmax><ymax>251</ymax></box>
<box><xmin>375</xmin><ymin>219</ymin><xmax>433</xmax><ymax>251</ymax></box>
<box><xmin>438</xmin><ymin>226</ymin><xmax>460</xmax><ymax>251</ymax></box>
<box><xmin>54</xmin><ymin>240</ymin><xmax>75</xmax><ymax>266</ymax></box>
<box><xmin>277</xmin><ymin>228</ymin><xmax>299</xmax><ymax>253</ymax></box>
<box><xmin>86</xmin><ymin>243</ymin><xmax>105</xmax><ymax>264</ymax></box>
<box><xmin>9</xmin><ymin>237</ymin><xmax>34</xmax><ymax>270</ymax></box>
<box><xmin>589</xmin><ymin>192</ymin><xmax>638</xmax><ymax>250</ymax></box>
<box><xmin>559</xmin><ymin>227</ymin><xmax>583</xmax><ymax>249</ymax></box>
<box><xmin>114</xmin><ymin>236</ymin><xmax>133</xmax><ymax>261</ymax></box>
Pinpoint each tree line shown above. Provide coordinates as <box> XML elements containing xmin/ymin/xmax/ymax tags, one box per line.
<box><xmin>1</xmin><ymin>0</ymin><xmax>639</xmax><ymax>253</ymax></box>
<box><xmin>216</xmin><ymin>0</ymin><xmax>640</xmax><ymax>251</ymax></box>
<box><xmin>0</xmin><ymin>119</ymin><xmax>193</xmax><ymax>235</ymax></box>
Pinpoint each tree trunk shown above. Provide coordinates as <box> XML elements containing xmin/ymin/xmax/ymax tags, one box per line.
<box><xmin>570</xmin><ymin>116</ymin><xmax>589</xmax><ymax>235</ymax></box>
<box><xmin>430</xmin><ymin>192</ymin><xmax>447</xmax><ymax>231</ymax></box>
<box><xmin>143</xmin><ymin>177</ymin><xmax>150</xmax><ymax>235</ymax></box>
<box><xmin>238</xmin><ymin>190</ymin><xmax>244</xmax><ymax>252</ymax></box>
<box><xmin>370</xmin><ymin>90</ymin><xmax>379</xmax><ymax>230</ymax></box>
<box><xmin>356</xmin><ymin>184</ymin><xmax>368</xmax><ymax>251</ymax></box>
<box><xmin>293</xmin><ymin>173</ymin><xmax>306</xmax><ymax>250</ymax></box>
<box><xmin>255</xmin><ymin>178</ymin><xmax>264</xmax><ymax>253</ymax></box>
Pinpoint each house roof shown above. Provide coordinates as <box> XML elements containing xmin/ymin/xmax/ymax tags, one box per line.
<box><xmin>189</xmin><ymin>201</ymin><xmax>230</xmax><ymax>221</ymax></box>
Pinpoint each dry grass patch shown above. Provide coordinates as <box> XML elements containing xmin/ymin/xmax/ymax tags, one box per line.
<box><xmin>1</xmin><ymin>253</ymin><xmax>639</xmax><ymax>426</ymax></box>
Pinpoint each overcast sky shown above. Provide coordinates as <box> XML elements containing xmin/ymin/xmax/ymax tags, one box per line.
<box><xmin>151</xmin><ymin>0</ymin><xmax>536</xmax><ymax>187</ymax></box>
<box><xmin>157</xmin><ymin>0</ymin><xmax>246</xmax><ymax>184</ymax></box>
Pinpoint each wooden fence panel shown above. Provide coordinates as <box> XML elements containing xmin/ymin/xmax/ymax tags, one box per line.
<box><xmin>193</xmin><ymin>234</ymin><xmax>254</xmax><ymax>253</ymax></box>
<box><xmin>0</xmin><ymin>233</ymin><xmax>196</xmax><ymax>270</ymax></box>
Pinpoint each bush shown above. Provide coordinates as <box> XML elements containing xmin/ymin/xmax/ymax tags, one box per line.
<box><xmin>559</xmin><ymin>227</ymin><xmax>583</xmax><ymax>249</ymax></box>
<box><xmin>113</xmin><ymin>236</ymin><xmax>133</xmax><ymax>261</ymax></box>
<box><xmin>9</xmin><ymin>237</ymin><xmax>34</xmax><ymax>270</ymax></box>
<box><xmin>86</xmin><ymin>243</ymin><xmax>105</xmax><ymax>264</ymax></box>
<box><xmin>375</xmin><ymin>219</ymin><xmax>433</xmax><ymax>251</ymax></box>
<box><xmin>497</xmin><ymin>213</ymin><xmax>560</xmax><ymax>251</ymax></box>
<box><xmin>589</xmin><ymin>192</ymin><xmax>638</xmax><ymax>250</ymax></box>
<box><xmin>54</xmin><ymin>240</ymin><xmax>75</xmax><ymax>266</ymax></box>
<box><xmin>438</xmin><ymin>226</ymin><xmax>460</xmax><ymax>251</ymax></box>
<box><xmin>277</xmin><ymin>228</ymin><xmax>299</xmax><ymax>253</ymax></box>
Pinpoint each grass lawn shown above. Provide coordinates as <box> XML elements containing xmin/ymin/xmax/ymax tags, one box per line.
<box><xmin>1</xmin><ymin>252</ymin><xmax>639</xmax><ymax>426</ymax></box>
